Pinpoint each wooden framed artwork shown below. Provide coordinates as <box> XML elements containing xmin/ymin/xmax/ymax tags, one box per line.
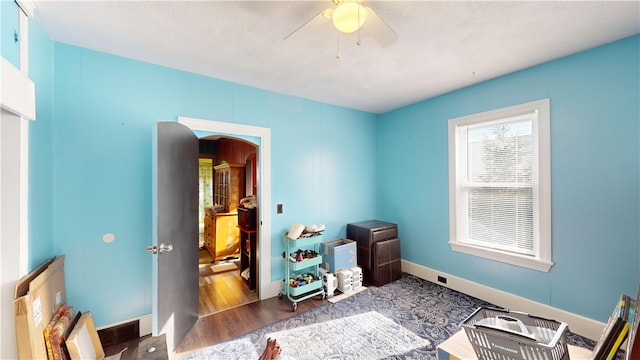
<box><xmin>65</xmin><ymin>312</ymin><xmax>105</xmax><ymax>360</ymax></box>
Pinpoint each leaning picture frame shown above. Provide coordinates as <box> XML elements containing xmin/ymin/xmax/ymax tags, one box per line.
<box><xmin>626</xmin><ymin>282</ymin><xmax>640</xmax><ymax>360</ymax></box>
<box><xmin>65</xmin><ymin>312</ymin><xmax>105</xmax><ymax>360</ymax></box>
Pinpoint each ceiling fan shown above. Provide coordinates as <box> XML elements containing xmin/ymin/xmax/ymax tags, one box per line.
<box><xmin>284</xmin><ymin>0</ymin><xmax>398</xmax><ymax>56</ymax></box>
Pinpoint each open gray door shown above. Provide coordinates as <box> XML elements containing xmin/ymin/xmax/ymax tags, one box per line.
<box><xmin>150</xmin><ymin>121</ymin><xmax>199</xmax><ymax>352</ymax></box>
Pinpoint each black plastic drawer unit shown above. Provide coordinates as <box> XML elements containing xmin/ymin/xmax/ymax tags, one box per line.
<box><xmin>372</xmin><ymin>237</ymin><xmax>402</xmax><ymax>286</ymax></box>
<box><xmin>346</xmin><ymin>220</ymin><xmax>400</xmax><ymax>286</ymax></box>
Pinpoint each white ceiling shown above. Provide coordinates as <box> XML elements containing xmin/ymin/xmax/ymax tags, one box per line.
<box><xmin>30</xmin><ymin>1</ymin><xmax>640</xmax><ymax>114</ymax></box>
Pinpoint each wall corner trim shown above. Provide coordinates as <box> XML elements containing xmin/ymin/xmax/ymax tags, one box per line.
<box><xmin>16</xmin><ymin>0</ymin><xmax>35</xmax><ymax>17</ymax></box>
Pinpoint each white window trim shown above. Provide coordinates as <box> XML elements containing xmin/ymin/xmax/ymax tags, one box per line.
<box><xmin>448</xmin><ymin>99</ymin><xmax>552</xmax><ymax>272</ymax></box>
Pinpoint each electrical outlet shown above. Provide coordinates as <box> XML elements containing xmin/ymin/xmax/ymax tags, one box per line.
<box><xmin>437</xmin><ymin>276</ymin><xmax>447</xmax><ymax>284</ymax></box>
<box><xmin>277</xmin><ymin>204</ymin><xmax>283</xmax><ymax>214</ymax></box>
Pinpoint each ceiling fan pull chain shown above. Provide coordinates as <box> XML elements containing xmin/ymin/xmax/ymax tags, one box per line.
<box><xmin>336</xmin><ymin>32</ymin><xmax>341</xmax><ymax>59</ymax></box>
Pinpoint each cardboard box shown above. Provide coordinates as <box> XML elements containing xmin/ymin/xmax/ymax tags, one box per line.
<box><xmin>437</xmin><ymin>330</ymin><xmax>593</xmax><ymax>360</ymax></box>
<box><xmin>320</xmin><ymin>238</ymin><xmax>357</xmax><ymax>273</ymax></box>
<box><xmin>14</xmin><ymin>256</ymin><xmax>66</xmax><ymax>360</ymax></box>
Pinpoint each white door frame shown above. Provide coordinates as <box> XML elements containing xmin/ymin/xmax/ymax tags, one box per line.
<box><xmin>1</xmin><ymin>3</ymin><xmax>35</xmax><ymax>353</ymax></box>
<box><xmin>178</xmin><ymin>117</ymin><xmax>279</xmax><ymax>299</ymax></box>
<box><xmin>0</xmin><ymin>60</ymin><xmax>34</xmax><ymax>358</ymax></box>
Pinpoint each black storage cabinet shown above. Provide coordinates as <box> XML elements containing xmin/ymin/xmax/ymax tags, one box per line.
<box><xmin>237</xmin><ymin>206</ymin><xmax>257</xmax><ymax>230</ymax></box>
<box><xmin>346</xmin><ymin>220</ymin><xmax>401</xmax><ymax>286</ymax></box>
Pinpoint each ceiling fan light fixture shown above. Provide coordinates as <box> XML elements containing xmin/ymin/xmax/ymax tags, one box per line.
<box><xmin>332</xmin><ymin>2</ymin><xmax>368</xmax><ymax>34</ymax></box>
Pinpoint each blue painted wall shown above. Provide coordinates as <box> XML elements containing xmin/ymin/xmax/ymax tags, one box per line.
<box><xmin>25</xmin><ymin>12</ymin><xmax>638</xmax><ymax>327</ymax></box>
<box><xmin>1</xmin><ymin>0</ymin><xmax>20</xmax><ymax>68</ymax></box>
<box><xmin>29</xmin><ymin>41</ymin><xmax>378</xmax><ymax>326</ymax></box>
<box><xmin>378</xmin><ymin>35</ymin><xmax>640</xmax><ymax>323</ymax></box>
<box><xmin>28</xmin><ymin>18</ymin><xmax>55</xmax><ymax>269</ymax></box>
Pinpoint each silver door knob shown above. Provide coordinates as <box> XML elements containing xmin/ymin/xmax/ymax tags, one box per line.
<box><xmin>146</xmin><ymin>243</ymin><xmax>173</xmax><ymax>254</ymax></box>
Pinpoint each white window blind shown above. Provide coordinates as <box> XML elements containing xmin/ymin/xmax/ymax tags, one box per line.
<box><xmin>463</xmin><ymin>116</ymin><xmax>534</xmax><ymax>255</ymax></box>
<box><xmin>448</xmin><ymin>99</ymin><xmax>552</xmax><ymax>271</ymax></box>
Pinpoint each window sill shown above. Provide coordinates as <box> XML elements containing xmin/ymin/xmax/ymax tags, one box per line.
<box><xmin>449</xmin><ymin>242</ymin><xmax>553</xmax><ymax>272</ymax></box>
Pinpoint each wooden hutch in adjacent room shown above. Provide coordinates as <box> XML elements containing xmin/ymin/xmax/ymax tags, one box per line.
<box><xmin>203</xmin><ymin>163</ymin><xmax>245</xmax><ymax>261</ymax></box>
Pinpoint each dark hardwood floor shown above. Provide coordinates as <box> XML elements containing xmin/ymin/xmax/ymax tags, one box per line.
<box><xmin>198</xmin><ymin>258</ymin><xmax>260</xmax><ymax>316</ymax></box>
<box><xmin>174</xmin><ymin>294</ymin><xmax>326</xmax><ymax>357</ymax></box>
<box><xmin>104</xmin><ymin>250</ymin><xmax>326</xmax><ymax>359</ymax></box>
<box><xmin>197</xmin><ymin>248</ymin><xmax>259</xmax><ymax>316</ymax></box>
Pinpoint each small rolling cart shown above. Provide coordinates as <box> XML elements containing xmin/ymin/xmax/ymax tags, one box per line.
<box><xmin>279</xmin><ymin>233</ymin><xmax>325</xmax><ymax>311</ymax></box>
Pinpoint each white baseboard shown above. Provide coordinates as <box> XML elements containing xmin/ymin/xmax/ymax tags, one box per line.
<box><xmin>263</xmin><ymin>280</ymin><xmax>283</xmax><ymax>299</ymax></box>
<box><xmin>401</xmin><ymin>259</ymin><xmax>605</xmax><ymax>341</ymax></box>
<box><xmin>107</xmin><ymin>264</ymin><xmax>605</xmax><ymax>341</ymax></box>
<box><xmin>97</xmin><ymin>314</ymin><xmax>153</xmax><ymax>337</ymax></box>
<box><xmin>108</xmin><ymin>281</ymin><xmax>282</xmax><ymax>338</ymax></box>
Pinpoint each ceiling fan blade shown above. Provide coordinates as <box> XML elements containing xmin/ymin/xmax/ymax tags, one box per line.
<box><xmin>361</xmin><ymin>7</ymin><xmax>399</xmax><ymax>47</ymax></box>
<box><xmin>284</xmin><ymin>9</ymin><xmax>331</xmax><ymax>41</ymax></box>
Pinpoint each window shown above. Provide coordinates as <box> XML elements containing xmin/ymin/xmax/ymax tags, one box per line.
<box><xmin>448</xmin><ymin>99</ymin><xmax>552</xmax><ymax>271</ymax></box>
<box><xmin>199</xmin><ymin>158</ymin><xmax>213</xmax><ymax>224</ymax></box>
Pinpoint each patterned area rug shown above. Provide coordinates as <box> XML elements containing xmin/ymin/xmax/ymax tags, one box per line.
<box><xmin>180</xmin><ymin>274</ymin><xmax>600</xmax><ymax>359</ymax></box>
<box><xmin>190</xmin><ymin>311</ymin><xmax>429</xmax><ymax>359</ymax></box>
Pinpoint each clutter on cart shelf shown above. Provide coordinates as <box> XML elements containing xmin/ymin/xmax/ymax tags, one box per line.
<box><xmin>286</xmin><ymin>221</ymin><xmax>325</xmax><ymax>240</ymax></box>
<box><xmin>282</xmin><ymin>249</ymin><xmax>319</xmax><ymax>263</ymax></box>
<box><xmin>288</xmin><ymin>273</ymin><xmax>321</xmax><ymax>288</ymax></box>
<box><xmin>239</xmin><ymin>195</ymin><xmax>257</xmax><ymax>209</ymax></box>
<box><xmin>304</xmin><ymin>224</ymin><xmax>325</xmax><ymax>233</ymax></box>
